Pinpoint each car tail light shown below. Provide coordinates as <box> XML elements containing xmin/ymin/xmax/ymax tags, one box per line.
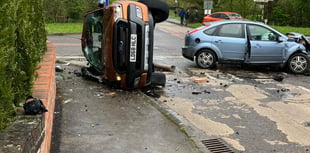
<box><xmin>189</xmin><ymin>25</ymin><xmax>211</xmax><ymax>35</ymax></box>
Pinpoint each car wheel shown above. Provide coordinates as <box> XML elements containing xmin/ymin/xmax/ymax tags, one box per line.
<box><xmin>151</xmin><ymin>72</ymin><xmax>166</xmax><ymax>87</ymax></box>
<box><xmin>287</xmin><ymin>53</ymin><xmax>310</xmax><ymax>74</ymax></box>
<box><xmin>138</xmin><ymin>0</ymin><xmax>169</xmax><ymax>23</ymax></box>
<box><xmin>195</xmin><ymin>50</ymin><xmax>217</xmax><ymax>69</ymax></box>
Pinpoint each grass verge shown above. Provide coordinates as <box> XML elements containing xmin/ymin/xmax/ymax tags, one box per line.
<box><xmin>46</xmin><ymin>23</ymin><xmax>83</xmax><ymax>34</ymax></box>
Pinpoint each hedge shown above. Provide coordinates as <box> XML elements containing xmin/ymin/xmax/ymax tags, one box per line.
<box><xmin>0</xmin><ymin>0</ymin><xmax>46</xmax><ymax>130</ymax></box>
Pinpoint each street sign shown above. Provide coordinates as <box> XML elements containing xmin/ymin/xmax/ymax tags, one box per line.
<box><xmin>204</xmin><ymin>0</ymin><xmax>213</xmax><ymax>10</ymax></box>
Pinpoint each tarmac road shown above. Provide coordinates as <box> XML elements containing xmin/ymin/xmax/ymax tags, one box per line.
<box><xmin>49</xmin><ymin>20</ymin><xmax>310</xmax><ymax>152</ymax></box>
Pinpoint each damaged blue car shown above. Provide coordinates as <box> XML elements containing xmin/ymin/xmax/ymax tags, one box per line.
<box><xmin>182</xmin><ymin>20</ymin><xmax>310</xmax><ymax>74</ymax></box>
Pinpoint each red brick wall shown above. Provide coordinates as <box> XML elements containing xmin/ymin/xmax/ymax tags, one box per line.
<box><xmin>32</xmin><ymin>42</ymin><xmax>56</xmax><ymax>153</ymax></box>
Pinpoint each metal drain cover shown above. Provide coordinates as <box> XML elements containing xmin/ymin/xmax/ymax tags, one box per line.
<box><xmin>201</xmin><ymin>138</ymin><xmax>234</xmax><ymax>153</ymax></box>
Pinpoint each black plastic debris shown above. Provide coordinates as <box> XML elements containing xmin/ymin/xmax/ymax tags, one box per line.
<box><xmin>192</xmin><ymin>91</ymin><xmax>202</xmax><ymax>95</ymax></box>
<box><xmin>273</xmin><ymin>75</ymin><xmax>284</xmax><ymax>82</ymax></box>
<box><xmin>55</xmin><ymin>65</ymin><xmax>63</xmax><ymax>72</ymax></box>
<box><xmin>303</xmin><ymin>121</ymin><xmax>310</xmax><ymax>127</ymax></box>
<box><xmin>203</xmin><ymin>90</ymin><xmax>211</xmax><ymax>94</ymax></box>
<box><xmin>23</xmin><ymin>96</ymin><xmax>48</xmax><ymax>115</ymax></box>
<box><xmin>74</xmin><ymin>69</ymin><xmax>82</xmax><ymax>77</ymax></box>
<box><xmin>141</xmin><ymin>88</ymin><xmax>160</xmax><ymax>98</ymax></box>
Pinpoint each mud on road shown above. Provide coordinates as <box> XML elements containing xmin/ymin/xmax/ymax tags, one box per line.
<box><xmin>153</xmin><ymin>64</ymin><xmax>310</xmax><ymax>152</ymax></box>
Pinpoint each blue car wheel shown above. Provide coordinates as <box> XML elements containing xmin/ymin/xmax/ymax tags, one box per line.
<box><xmin>195</xmin><ymin>49</ymin><xmax>217</xmax><ymax>69</ymax></box>
<box><xmin>287</xmin><ymin>53</ymin><xmax>310</xmax><ymax>74</ymax></box>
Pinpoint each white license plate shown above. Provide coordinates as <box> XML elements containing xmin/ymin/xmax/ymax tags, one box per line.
<box><xmin>130</xmin><ymin>34</ymin><xmax>137</xmax><ymax>62</ymax></box>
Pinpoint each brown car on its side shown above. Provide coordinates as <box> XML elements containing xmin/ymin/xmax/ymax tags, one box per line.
<box><xmin>81</xmin><ymin>0</ymin><xmax>168</xmax><ymax>89</ymax></box>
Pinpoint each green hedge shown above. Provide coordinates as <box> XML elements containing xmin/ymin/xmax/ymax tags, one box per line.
<box><xmin>0</xmin><ymin>0</ymin><xmax>46</xmax><ymax>130</ymax></box>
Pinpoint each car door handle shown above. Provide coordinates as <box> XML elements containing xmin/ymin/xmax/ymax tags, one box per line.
<box><xmin>254</xmin><ymin>44</ymin><xmax>261</xmax><ymax>48</ymax></box>
<box><xmin>214</xmin><ymin>40</ymin><xmax>223</xmax><ymax>43</ymax></box>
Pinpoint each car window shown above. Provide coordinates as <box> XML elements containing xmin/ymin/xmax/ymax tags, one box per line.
<box><xmin>203</xmin><ymin>27</ymin><xmax>217</xmax><ymax>35</ymax></box>
<box><xmin>83</xmin><ymin>10</ymin><xmax>103</xmax><ymax>72</ymax></box>
<box><xmin>219</xmin><ymin>14</ymin><xmax>229</xmax><ymax>19</ymax></box>
<box><xmin>210</xmin><ymin>13</ymin><xmax>220</xmax><ymax>18</ymax></box>
<box><xmin>248</xmin><ymin>24</ymin><xmax>277</xmax><ymax>41</ymax></box>
<box><xmin>215</xmin><ymin>24</ymin><xmax>244</xmax><ymax>38</ymax></box>
<box><xmin>228</xmin><ymin>13</ymin><xmax>242</xmax><ymax>19</ymax></box>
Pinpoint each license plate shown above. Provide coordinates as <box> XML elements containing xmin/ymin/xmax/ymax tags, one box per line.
<box><xmin>130</xmin><ymin>34</ymin><xmax>137</xmax><ymax>62</ymax></box>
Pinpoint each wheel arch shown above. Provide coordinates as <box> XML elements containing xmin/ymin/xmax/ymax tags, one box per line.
<box><xmin>285</xmin><ymin>49</ymin><xmax>307</xmax><ymax>65</ymax></box>
<box><xmin>195</xmin><ymin>48</ymin><xmax>219</xmax><ymax>62</ymax></box>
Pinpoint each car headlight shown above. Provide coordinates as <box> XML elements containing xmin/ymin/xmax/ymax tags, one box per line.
<box><xmin>114</xmin><ymin>4</ymin><xmax>122</xmax><ymax>22</ymax></box>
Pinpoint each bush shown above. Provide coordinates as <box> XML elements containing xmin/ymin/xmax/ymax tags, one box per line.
<box><xmin>0</xmin><ymin>0</ymin><xmax>46</xmax><ymax>130</ymax></box>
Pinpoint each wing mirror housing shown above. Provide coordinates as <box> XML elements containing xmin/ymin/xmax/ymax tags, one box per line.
<box><xmin>277</xmin><ymin>37</ymin><xmax>285</xmax><ymax>42</ymax></box>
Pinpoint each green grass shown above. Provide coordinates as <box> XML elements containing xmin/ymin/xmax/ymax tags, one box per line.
<box><xmin>271</xmin><ymin>26</ymin><xmax>310</xmax><ymax>35</ymax></box>
<box><xmin>46</xmin><ymin>23</ymin><xmax>83</xmax><ymax>34</ymax></box>
<box><xmin>46</xmin><ymin>19</ymin><xmax>310</xmax><ymax>36</ymax></box>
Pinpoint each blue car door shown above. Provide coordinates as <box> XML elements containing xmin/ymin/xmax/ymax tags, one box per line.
<box><xmin>247</xmin><ymin>24</ymin><xmax>285</xmax><ymax>63</ymax></box>
<box><xmin>212</xmin><ymin>23</ymin><xmax>246</xmax><ymax>61</ymax></box>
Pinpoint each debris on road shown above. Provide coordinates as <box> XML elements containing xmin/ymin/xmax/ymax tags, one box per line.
<box><xmin>63</xmin><ymin>98</ymin><xmax>73</xmax><ymax>104</ymax></box>
<box><xmin>55</xmin><ymin>65</ymin><xmax>63</xmax><ymax>72</ymax></box>
<box><xmin>73</xmin><ymin>70</ymin><xmax>82</xmax><ymax>77</ymax></box>
<box><xmin>273</xmin><ymin>75</ymin><xmax>284</xmax><ymax>82</ymax></box>
<box><xmin>192</xmin><ymin>77</ymin><xmax>208</xmax><ymax>82</ymax></box>
<box><xmin>154</xmin><ymin>62</ymin><xmax>176</xmax><ymax>72</ymax></box>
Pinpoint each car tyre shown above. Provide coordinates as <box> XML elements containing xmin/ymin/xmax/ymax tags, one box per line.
<box><xmin>151</xmin><ymin>72</ymin><xmax>166</xmax><ymax>87</ymax></box>
<box><xmin>287</xmin><ymin>53</ymin><xmax>310</xmax><ymax>74</ymax></box>
<box><xmin>195</xmin><ymin>49</ymin><xmax>217</xmax><ymax>69</ymax></box>
<box><xmin>138</xmin><ymin>0</ymin><xmax>169</xmax><ymax>23</ymax></box>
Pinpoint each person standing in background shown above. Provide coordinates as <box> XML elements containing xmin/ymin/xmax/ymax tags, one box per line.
<box><xmin>179</xmin><ymin>8</ymin><xmax>185</xmax><ymax>26</ymax></box>
<box><xmin>185</xmin><ymin>9</ymin><xmax>190</xmax><ymax>26</ymax></box>
<box><xmin>194</xmin><ymin>9</ymin><xmax>199</xmax><ymax>22</ymax></box>
<box><xmin>98</xmin><ymin>0</ymin><xmax>104</xmax><ymax>7</ymax></box>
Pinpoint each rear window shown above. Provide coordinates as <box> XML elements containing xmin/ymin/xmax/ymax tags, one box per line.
<box><xmin>203</xmin><ymin>27</ymin><xmax>217</xmax><ymax>35</ymax></box>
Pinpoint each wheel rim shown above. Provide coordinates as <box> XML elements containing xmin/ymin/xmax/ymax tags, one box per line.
<box><xmin>289</xmin><ymin>55</ymin><xmax>308</xmax><ymax>73</ymax></box>
<box><xmin>198</xmin><ymin>52</ymin><xmax>214</xmax><ymax>68</ymax></box>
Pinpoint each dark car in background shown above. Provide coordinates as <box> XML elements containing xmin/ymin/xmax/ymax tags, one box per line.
<box><xmin>182</xmin><ymin>20</ymin><xmax>310</xmax><ymax>74</ymax></box>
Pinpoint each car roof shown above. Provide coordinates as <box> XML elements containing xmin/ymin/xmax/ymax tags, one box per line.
<box><xmin>211</xmin><ymin>12</ymin><xmax>240</xmax><ymax>14</ymax></box>
<box><xmin>207</xmin><ymin>20</ymin><xmax>265</xmax><ymax>26</ymax></box>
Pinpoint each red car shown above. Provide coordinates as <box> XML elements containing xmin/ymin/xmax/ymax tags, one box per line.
<box><xmin>202</xmin><ymin>12</ymin><xmax>248</xmax><ymax>24</ymax></box>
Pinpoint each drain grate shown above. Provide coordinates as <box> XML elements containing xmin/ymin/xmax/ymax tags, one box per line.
<box><xmin>201</xmin><ymin>138</ymin><xmax>234</xmax><ymax>153</ymax></box>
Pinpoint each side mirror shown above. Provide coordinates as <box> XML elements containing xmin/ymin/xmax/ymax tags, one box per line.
<box><xmin>277</xmin><ymin>37</ymin><xmax>285</xmax><ymax>42</ymax></box>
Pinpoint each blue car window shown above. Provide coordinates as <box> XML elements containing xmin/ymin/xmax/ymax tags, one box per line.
<box><xmin>248</xmin><ymin>25</ymin><xmax>277</xmax><ymax>41</ymax></box>
<box><xmin>203</xmin><ymin>27</ymin><xmax>217</xmax><ymax>36</ymax></box>
<box><xmin>216</xmin><ymin>23</ymin><xmax>244</xmax><ymax>38</ymax></box>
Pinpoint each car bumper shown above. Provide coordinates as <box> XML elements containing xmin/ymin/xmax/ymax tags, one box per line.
<box><xmin>182</xmin><ymin>46</ymin><xmax>195</xmax><ymax>61</ymax></box>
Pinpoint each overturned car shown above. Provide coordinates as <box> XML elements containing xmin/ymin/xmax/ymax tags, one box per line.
<box><xmin>81</xmin><ymin>0</ymin><xmax>169</xmax><ymax>89</ymax></box>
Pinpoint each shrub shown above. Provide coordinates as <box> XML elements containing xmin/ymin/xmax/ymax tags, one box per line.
<box><xmin>0</xmin><ymin>0</ymin><xmax>46</xmax><ymax>130</ymax></box>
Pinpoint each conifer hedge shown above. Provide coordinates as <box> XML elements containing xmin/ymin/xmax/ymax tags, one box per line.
<box><xmin>0</xmin><ymin>0</ymin><xmax>46</xmax><ymax>130</ymax></box>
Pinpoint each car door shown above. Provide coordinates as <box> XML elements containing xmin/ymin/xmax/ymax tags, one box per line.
<box><xmin>247</xmin><ymin>24</ymin><xmax>285</xmax><ymax>63</ymax></box>
<box><xmin>212</xmin><ymin>23</ymin><xmax>246</xmax><ymax>61</ymax></box>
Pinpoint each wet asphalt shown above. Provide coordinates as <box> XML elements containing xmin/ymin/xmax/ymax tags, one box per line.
<box><xmin>51</xmin><ymin>64</ymin><xmax>201</xmax><ymax>153</ymax></box>
<box><xmin>48</xmin><ymin>26</ymin><xmax>203</xmax><ymax>152</ymax></box>
<box><xmin>49</xmin><ymin>20</ymin><xmax>310</xmax><ymax>153</ymax></box>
